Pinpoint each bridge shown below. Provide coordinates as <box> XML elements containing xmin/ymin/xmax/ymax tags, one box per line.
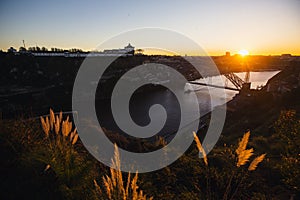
<box><xmin>188</xmin><ymin>71</ymin><xmax>250</xmax><ymax>92</ymax></box>
<box><xmin>188</xmin><ymin>81</ymin><xmax>240</xmax><ymax>91</ymax></box>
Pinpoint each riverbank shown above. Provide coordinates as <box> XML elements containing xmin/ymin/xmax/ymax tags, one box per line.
<box><xmin>0</xmin><ymin>53</ymin><xmax>293</xmax><ymax>118</ymax></box>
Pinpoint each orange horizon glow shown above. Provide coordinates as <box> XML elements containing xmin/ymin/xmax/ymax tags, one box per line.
<box><xmin>142</xmin><ymin>49</ymin><xmax>300</xmax><ymax>56</ymax></box>
<box><xmin>238</xmin><ymin>49</ymin><xmax>249</xmax><ymax>57</ymax></box>
<box><xmin>1</xmin><ymin>44</ymin><xmax>300</xmax><ymax>57</ymax></box>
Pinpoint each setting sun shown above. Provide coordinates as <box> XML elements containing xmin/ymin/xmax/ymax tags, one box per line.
<box><xmin>238</xmin><ymin>49</ymin><xmax>249</xmax><ymax>56</ymax></box>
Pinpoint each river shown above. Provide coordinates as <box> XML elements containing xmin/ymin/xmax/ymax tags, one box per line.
<box><xmin>96</xmin><ymin>71</ymin><xmax>280</xmax><ymax>137</ymax></box>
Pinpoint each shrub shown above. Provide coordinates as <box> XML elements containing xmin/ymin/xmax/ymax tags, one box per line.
<box><xmin>25</xmin><ymin>109</ymin><xmax>96</xmax><ymax>199</ymax></box>
<box><xmin>274</xmin><ymin>110</ymin><xmax>300</xmax><ymax>195</ymax></box>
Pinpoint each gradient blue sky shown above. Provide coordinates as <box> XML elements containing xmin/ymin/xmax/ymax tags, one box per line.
<box><xmin>1</xmin><ymin>0</ymin><xmax>300</xmax><ymax>55</ymax></box>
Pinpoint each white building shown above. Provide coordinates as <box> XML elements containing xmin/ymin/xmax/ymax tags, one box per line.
<box><xmin>30</xmin><ymin>43</ymin><xmax>135</xmax><ymax>57</ymax></box>
<box><xmin>103</xmin><ymin>43</ymin><xmax>135</xmax><ymax>55</ymax></box>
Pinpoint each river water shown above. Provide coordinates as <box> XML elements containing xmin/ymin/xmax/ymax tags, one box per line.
<box><xmin>96</xmin><ymin>71</ymin><xmax>280</xmax><ymax>137</ymax></box>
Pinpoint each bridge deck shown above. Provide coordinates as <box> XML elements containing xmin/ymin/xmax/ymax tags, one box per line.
<box><xmin>188</xmin><ymin>81</ymin><xmax>240</xmax><ymax>91</ymax></box>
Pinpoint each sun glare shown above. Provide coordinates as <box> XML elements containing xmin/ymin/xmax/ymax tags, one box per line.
<box><xmin>238</xmin><ymin>49</ymin><xmax>249</xmax><ymax>56</ymax></box>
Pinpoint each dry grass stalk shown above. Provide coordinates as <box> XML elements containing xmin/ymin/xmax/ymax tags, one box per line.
<box><xmin>55</xmin><ymin>116</ymin><xmax>60</xmax><ymax>134</ymax></box>
<box><xmin>125</xmin><ymin>172</ymin><xmax>131</xmax><ymax>197</ymax></box>
<box><xmin>70</xmin><ymin>128</ymin><xmax>77</xmax><ymax>141</ymax></box>
<box><xmin>59</xmin><ymin>111</ymin><xmax>63</xmax><ymax>123</ymax></box>
<box><xmin>103</xmin><ymin>175</ymin><xmax>113</xmax><ymax>199</ymax></box>
<box><xmin>131</xmin><ymin>172</ymin><xmax>139</xmax><ymax>200</ymax></box>
<box><xmin>236</xmin><ymin>131</ymin><xmax>253</xmax><ymax>167</ymax></box>
<box><xmin>62</xmin><ymin>119</ymin><xmax>72</xmax><ymax>137</ymax></box>
<box><xmin>237</xmin><ymin>148</ymin><xmax>253</xmax><ymax>167</ymax></box>
<box><xmin>224</xmin><ymin>132</ymin><xmax>266</xmax><ymax>199</ymax></box>
<box><xmin>236</xmin><ymin>131</ymin><xmax>250</xmax><ymax>156</ymax></box>
<box><xmin>71</xmin><ymin>134</ymin><xmax>78</xmax><ymax>145</ymax></box>
<box><xmin>49</xmin><ymin>108</ymin><xmax>55</xmax><ymax>130</ymax></box>
<box><xmin>94</xmin><ymin>179</ymin><xmax>102</xmax><ymax>196</ymax></box>
<box><xmin>40</xmin><ymin>116</ymin><xmax>50</xmax><ymax>136</ymax></box>
<box><xmin>101</xmin><ymin>144</ymin><xmax>153</xmax><ymax>200</ymax></box>
<box><xmin>40</xmin><ymin>108</ymin><xmax>79</xmax><ymax>145</ymax></box>
<box><xmin>44</xmin><ymin>164</ymin><xmax>51</xmax><ymax>172</ymax></box>
<box><xmin>248</xmin><ymin>154</ymin><xmax>266</xmax><ymax>171</ymax></box>
<box><xmin>193</xmin><ymin>131</ymin><xmax>208</xmax><ymax>166</ymax></box>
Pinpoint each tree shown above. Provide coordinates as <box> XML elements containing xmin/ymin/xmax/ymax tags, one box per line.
<box><xmin>19</xmin><ymin>47</ymin><xmax>27</xmax><ymax>52</ymax></box>
<box><xmin>136</xmin><ymin>49</ymin><xmax>144</xmax><ymax>55</ymax></box>
<box><xmin>41</xmin><ymin>47</ymin><xmax>48</xmax><ymax>52</ymax></box>
<box><xmin>28</xmin><ymin>47</ymin><xmax>36</xmax><ymax>52</ymax></box>
<box><xmin>7</xmin><ymin>47</ymin><xmax>17</xmax><ymax>53</ymax></box>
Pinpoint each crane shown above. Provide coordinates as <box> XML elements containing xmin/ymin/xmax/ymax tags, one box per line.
<box><xmin>22</xmin><ymin>40</ymin><xmax>26</xmax><ymax>49</ymax></box>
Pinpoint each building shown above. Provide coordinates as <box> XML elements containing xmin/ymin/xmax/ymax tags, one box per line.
<box><xmin>17</xmin><ymin>43</ymin><xmax>135</xmax><ymax>57</ymax></box>
<box><xmin>103</xmin><ymin>43</ymin><xmax>135</xmax><ymax>56</ymax></box>
<box><xmin>124</xmin><ymin>43</ymin><xmax>134</xmax><ymax>53</ymax></box>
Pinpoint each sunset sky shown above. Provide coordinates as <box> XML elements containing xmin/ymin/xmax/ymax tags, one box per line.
<box><xmin>0</xmin><ymin>0</ymin><xmax>300</xmax><ymax>55</ymax></box>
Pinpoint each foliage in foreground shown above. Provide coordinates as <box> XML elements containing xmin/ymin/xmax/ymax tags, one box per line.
<box><xmin>38</xmin><ymin>109</ymin><xmax>151</xmax><ymax>199</ymax></box>
<box><xmin>27</xmin><ymin>109</ymin><xmax>96</xmax><ymax>199</ymax></box>
<box><xmin>193</xmin><ymin>131</ymin><xmax>266</xmax><ymax>199</ymax></box>
<box><xmin>94</xmin><ymin>144</ymin><xmax>153</xmax><ymax>200</ymax></box>
<box><xmin>0</xmin><ymin>109</ymin><xmax>299</xmax><ymax>199</ymax></box>
<box><xmin>274</xmin><ymin>110</ymin><xmax>300</xmax><ymax>193</ymax></box>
